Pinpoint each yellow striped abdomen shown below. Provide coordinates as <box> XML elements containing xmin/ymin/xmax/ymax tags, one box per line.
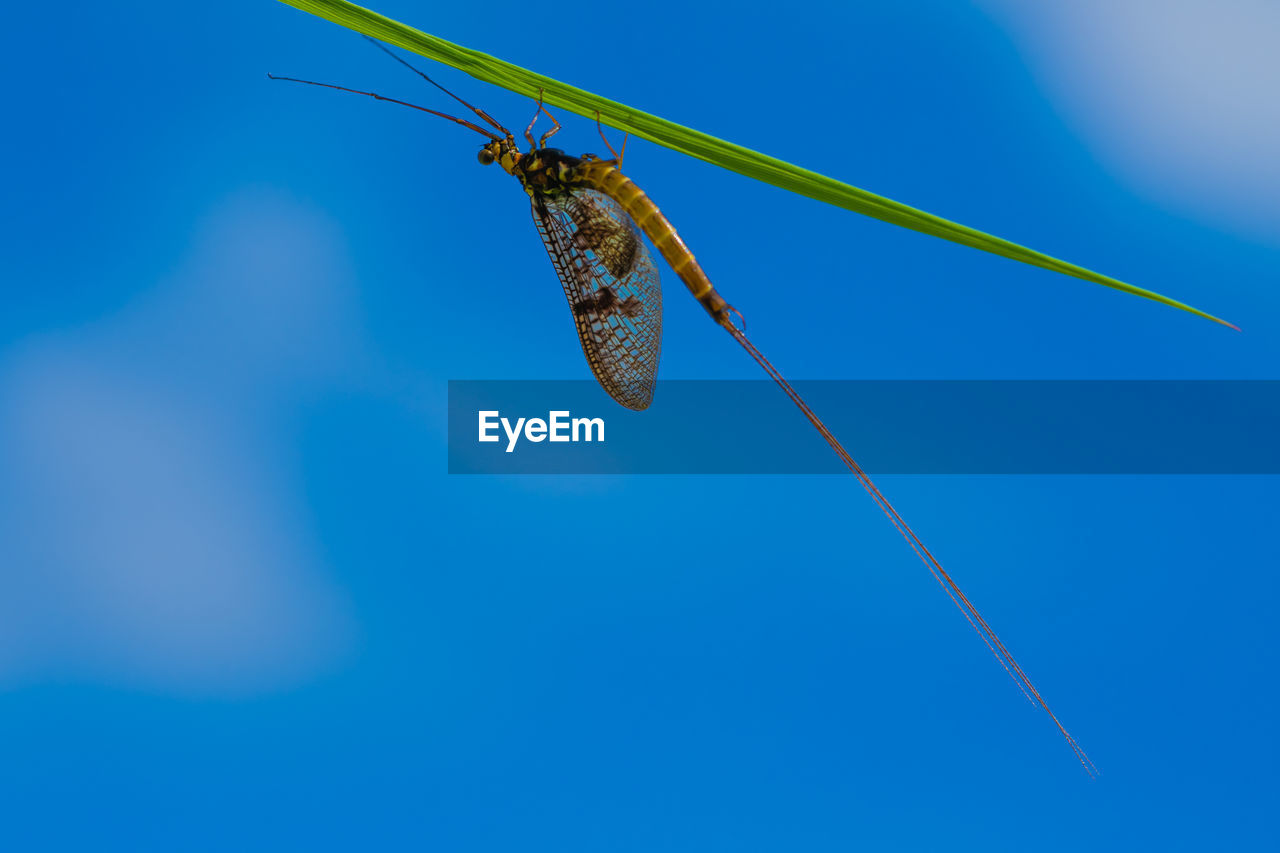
<box><xmin>573</xmin><ymin>160</ymin><xmax>731</xmax><ymax>324</ymax></box>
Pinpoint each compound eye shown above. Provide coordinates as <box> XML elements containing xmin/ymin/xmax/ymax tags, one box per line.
<box><xmin>477</xmin><ymin>148</ymin><xmax>495</xmax><ymax>165</ymax></box>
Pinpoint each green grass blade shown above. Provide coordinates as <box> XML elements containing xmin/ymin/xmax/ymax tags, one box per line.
<box><xmin>274</xmin><ymin>0</ymin><xmax>1237</xmax><ymax>329</ymax></box>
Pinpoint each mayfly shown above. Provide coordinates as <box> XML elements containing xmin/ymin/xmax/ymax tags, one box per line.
<box><xmin>271</xmin><ymin>42</ymin><xmax>1096</xmax><ymax>774</ymax></box>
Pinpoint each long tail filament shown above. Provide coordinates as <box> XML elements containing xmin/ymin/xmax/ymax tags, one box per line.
<box><xmin>721</xmin><ymin>318</ymin><xmax>1097</xmax><ymax>776</ymax></box>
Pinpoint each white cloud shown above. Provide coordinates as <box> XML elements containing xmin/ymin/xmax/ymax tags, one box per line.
<box><xmin>0</xmin><ymin>191</ymin><xmax>360</xmax><ymax>694</ymax></box>
<box><xmin>977</xmin><ymin>0</ymin><xmax>1280</xmax><ymax>243</ymax></box>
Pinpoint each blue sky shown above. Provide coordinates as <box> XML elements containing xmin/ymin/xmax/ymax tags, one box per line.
<box><xmin>1</xmin><ymin>1</ymin><xmax>1276</xmax><ymax>849</ymax></box>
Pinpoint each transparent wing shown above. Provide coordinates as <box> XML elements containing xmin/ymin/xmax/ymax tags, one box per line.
<box><xmin>531</xmin><ymin>188</ymin><xmax>663</xmax><ymax>410</ymax></box>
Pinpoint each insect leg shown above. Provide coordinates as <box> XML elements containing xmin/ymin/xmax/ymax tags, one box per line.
<box><xmin>524</xmin><ymin>89</ymin><xmax>546</xmax><ymax>147</ymax></box>
<box><xmin>360</xmin><ymin>36</ymin><xmax>513</xmax><ymax>139</ymax></box>
<box><xmin>594</xmin><ymin>110</ymin><xmax>628</xmax><ymax>166</ymax></box>
<box><xmin>266</xmin><ymin>74</ymin><xmax>501</xmax><ymax>140</ymax></box>
<box><xmin>538</xmin><ymin>105</ymin><xmax>562</xmax><ymax>146</ymax></box>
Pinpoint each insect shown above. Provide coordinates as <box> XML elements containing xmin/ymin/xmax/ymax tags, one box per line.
<box><xmin>271</xmin><ymin>41</ymin><xmax>1096</xmax><ymax>774</ymax></box>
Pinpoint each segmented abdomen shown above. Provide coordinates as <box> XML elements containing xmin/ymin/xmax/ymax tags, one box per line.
<box><xmin>573</xmin><ymin>160</ymin><xmax>730</xmax><ymax>323</ymax></box>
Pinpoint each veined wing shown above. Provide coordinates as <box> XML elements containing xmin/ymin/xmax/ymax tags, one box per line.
<box><xmin>531</xmin><ymin>188</ymin><xmax>663</xmax><ymax>410</ymax></box>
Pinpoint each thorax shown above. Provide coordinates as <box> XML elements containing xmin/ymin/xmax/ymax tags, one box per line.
<box><xmin>514</xmin><ymin>148</ymin><xmax>610</xmax><ymax>196</ymax></box>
